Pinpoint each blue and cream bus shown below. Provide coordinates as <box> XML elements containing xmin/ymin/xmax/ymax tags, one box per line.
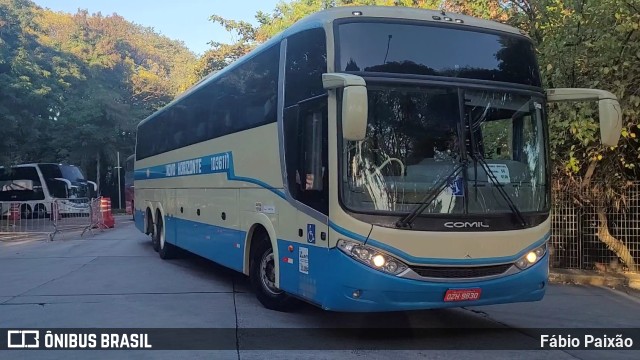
<box><xmin>134</xmin><ymin>7</ymin><xmax>621</xmax><ymax>311</ymax></box>
<box><xmin>0</xmin><ymin>163</ymin><xmax>97</xmax><ymax>218</ymax></box>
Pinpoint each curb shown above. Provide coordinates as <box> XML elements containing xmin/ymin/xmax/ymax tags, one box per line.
<box><xmin>549</xmin><ymin>269</ymin><xmax>640</xmax><ymax>292</ymax></box>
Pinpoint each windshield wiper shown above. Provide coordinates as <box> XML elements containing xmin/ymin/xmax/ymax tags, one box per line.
<box><xmin>396</xmin><ymin>162</ymin><xmax>464</xmax><ymax>229</ymax></box>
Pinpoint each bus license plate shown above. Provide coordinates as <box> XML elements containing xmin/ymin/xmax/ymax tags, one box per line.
<box><xmin>444</xmin><ymin>288</ymin><xmax>482</xmax><ymax>302</ymax></box>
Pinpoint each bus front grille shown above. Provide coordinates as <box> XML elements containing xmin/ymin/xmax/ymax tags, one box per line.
<box><xmin>409</xmin><ymin>263</ymin><xmax>513</xmax><ymax>279</ymax></box>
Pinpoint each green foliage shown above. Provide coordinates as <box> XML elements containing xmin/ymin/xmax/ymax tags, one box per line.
<box><xmin>530</xmin><ymin>0</ymin><xmax>639</xmax><ymax>188</ymax></box>
<box><xmin>0</xmin><ymin>0</ymin><xmax>196</xmax><ymax>189</ymax></box>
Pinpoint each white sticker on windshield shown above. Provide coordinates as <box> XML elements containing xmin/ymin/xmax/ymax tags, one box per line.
<box><xmin>487</xmin><ymin>164</ymin><xmax>511</xmax><ymax>184</ymax></box>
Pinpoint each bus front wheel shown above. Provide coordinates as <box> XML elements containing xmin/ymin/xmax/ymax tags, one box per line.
<box><xmin>250</xmin><ymin>235</ymin><xmax>298</xmax><ymax>312</ymax></box>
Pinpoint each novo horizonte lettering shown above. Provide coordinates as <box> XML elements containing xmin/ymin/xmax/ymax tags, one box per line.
<box><xmin>163</xmin><ymin>154</ymin><xmax>230</xmax><ymax>178</ymax></box>
<box><xmin>165</xmin><ymin>159</ymin><xmax>202</xmax><ymax>177</ymax></box>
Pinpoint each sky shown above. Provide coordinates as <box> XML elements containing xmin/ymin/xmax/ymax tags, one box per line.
<box><xmin>32</xmin><ymin>0</ymin><xmax>283</xmax><ymax>55</ymax></box>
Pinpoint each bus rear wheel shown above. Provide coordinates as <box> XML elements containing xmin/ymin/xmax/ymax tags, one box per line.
<box><xmin>149</xmin><ymin>210</ymin><xmax>160</xmax><ymax>252</ymax></box>
<box><xmin>157</xmin><ymin>215</ymin><xmax>177</xmax><ymax>260</ymax></box>
<box><xmin>250</xmin><ymin>235</ymin><xmax>298</xmax><ymax>311</ymax></box>
<box><xmin>33</xmin><ymin>204</ymin><xmax>47</xmax><ymax>219</ymax></box>
<box><xmin>20</xmin><ymin>204</ymin><xmax>32</xmax><ymax>219</ymax></box>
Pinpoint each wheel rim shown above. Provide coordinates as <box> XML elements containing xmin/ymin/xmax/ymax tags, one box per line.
<box><xmin>260</xmin><ymin>251</ymin><xmax>282</xmax><ymax>295</ymax></box>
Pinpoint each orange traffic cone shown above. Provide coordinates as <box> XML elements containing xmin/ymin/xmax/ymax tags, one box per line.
<box><xmin>100</xmin><ymin>197</ymin><xmax>115</xmax><ymax>228</ymax></box>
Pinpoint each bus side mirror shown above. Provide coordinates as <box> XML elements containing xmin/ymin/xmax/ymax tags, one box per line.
<box><xmin>322</xmin><ymin>73</ymin><xmax>368</xmax><ymax>141</ymax></box>
<box><xmin>547</xmin><ymin>88</ymin><xmax>622</xmax><ymax>147</ymax></box>
<box><xmin>597</xmin><ymin>99</ymin><xmax>623</xmax><ymax>147</ymax></box>
<box><xmin>87</xmin><ymin>181</ymin><xmax>98</xmax><ymax>192</ymax></box>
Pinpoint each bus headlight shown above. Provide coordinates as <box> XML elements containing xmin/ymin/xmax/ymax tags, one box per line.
<box><xmin>337</xmin><ymin>239</ymin><xmax>408</xmax><ymax>275</ymax></box>
<box><xmin>515</xmin><ymin>243</ymin><xmax>547</xmax><ymax>270</ymax></box>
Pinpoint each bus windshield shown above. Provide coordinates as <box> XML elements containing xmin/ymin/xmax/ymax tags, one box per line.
<box><xmin>0</xmin><ymin>167</ymin><xmax>45</xmax><ymax>201</ymax></box>
<box><xmin>337</xmin><ymin>21</ymin><xmax>541</xmax><ymax>87</ymax></box>
<box><xmin>60</xmin><ymin>165</ymin><xmax>86</xmax><ymax>182</ymax></box>
<box><xmin>340</xmin><ymin>84</ymin><xmax>548</xmax><ymax>217</ymax></box>
<box><xmin>38</xmin><ymin>164</ymin><xmax>90</xmax><ymax>198</ymax></box>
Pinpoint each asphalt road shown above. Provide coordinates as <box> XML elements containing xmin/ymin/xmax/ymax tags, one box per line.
<box><xmin>1</xmin><ymin>217</ymin><xmax>639</xmax><ymax>359</ymax></box>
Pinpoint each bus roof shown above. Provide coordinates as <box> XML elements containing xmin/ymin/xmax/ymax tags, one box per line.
<box><xmin>137</xmin><ymin>6</ymin><xmax>527</xmax><ymax>129</ymax></box>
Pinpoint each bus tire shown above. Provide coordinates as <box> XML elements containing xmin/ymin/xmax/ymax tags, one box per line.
<box><xmin>34</xmin><ymin>204</ymin><xmax>47</xmax><ymax>219</ymax></box>
<box><xmin>150</xmin><ymin>212</ymin><xmax>160</xmax><ymax>253</ymax></box>
<box><xmin>21</xmin><ymin>204</ymin><xmax>32</xmax><ymax>219</ymax></box>
<box><xmin>157</xmin><ymin>215</ymin><xmax>177</xmax><ymax>260</ymax></box>
<box><xmin>250</xmin><ymin>235</ymin><xmax>298</xmax><ymax>311</ymax></box>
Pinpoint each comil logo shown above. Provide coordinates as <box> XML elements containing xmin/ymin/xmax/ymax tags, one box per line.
<box><xmin>444</xmin><ymin>221</ymin><xmax>490</xmax><ymax>229</ymax></box>
<box><xmin>7</xmin><ymin>330</ymin><xmax>40</xmax><ymax>348</ymax></box>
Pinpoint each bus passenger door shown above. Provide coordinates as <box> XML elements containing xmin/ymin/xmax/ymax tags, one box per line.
<box><xmin>282</xmin><ymin>96</ymin><xmax>329</xmax><ymax>302</ymax></box>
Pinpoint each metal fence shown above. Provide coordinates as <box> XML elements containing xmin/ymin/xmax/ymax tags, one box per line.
<box><xmin>0</xmin><ymin>198</ymin><xmax>104</xmax><ymax>241</ymax></box>
<box><xmin>551</xmin><ymin>182</ymin><xmax>640</xmax><ymax>272</ymax></box>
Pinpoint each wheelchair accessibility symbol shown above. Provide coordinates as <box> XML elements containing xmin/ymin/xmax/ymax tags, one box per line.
<box><xmin>449</xmin><ymin>176</ymin><xmax>464</xmax><ymax>197</ymax></box>
<box><xmin>307</xmin><ymin>224</ymin><xmax>316</xmax><ymax>244</ymax></box>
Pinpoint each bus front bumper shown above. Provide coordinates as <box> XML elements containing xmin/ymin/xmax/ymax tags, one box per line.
<box><xmin>317</xmin><ymin>249</ymin><xmax>548</xmax><ymax>312</ymax></box>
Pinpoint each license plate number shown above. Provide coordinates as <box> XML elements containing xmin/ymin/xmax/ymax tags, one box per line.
<box><xmin>444</xmin><ymin>288</ymin><xmax>482</xmax><ymax>302</ymax></box>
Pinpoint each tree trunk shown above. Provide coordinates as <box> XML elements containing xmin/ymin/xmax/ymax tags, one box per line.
<box><xmin>580</xmin><ymin>160</ymin><xmax>598</xmax><ymax>189</ymax></box>
<box><xmin>96</xmin><ymin>152</ymin><xmax>101</xmax><ymax>196</ymax></box>
<box><xmin>597</xmin><ymin>208</ymin><xmax>637</xmax><ymax>272</ymax></box>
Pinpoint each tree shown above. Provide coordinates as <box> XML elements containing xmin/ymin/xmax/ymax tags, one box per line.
<box><xmin>1</xmin><ymin>0</ymin><xmax>197</xmax><ymax>203</ymax></box>
<box><xmin>535</xmin><ymin>0</ymin><xmax>639</xmax><ymax>271</ymax></box>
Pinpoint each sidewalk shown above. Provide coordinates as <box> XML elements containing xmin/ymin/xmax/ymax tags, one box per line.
<box><xmin>550</xmin><ymin>268</ymin><xmax>640</xmax><ymax>292</ymax></box>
